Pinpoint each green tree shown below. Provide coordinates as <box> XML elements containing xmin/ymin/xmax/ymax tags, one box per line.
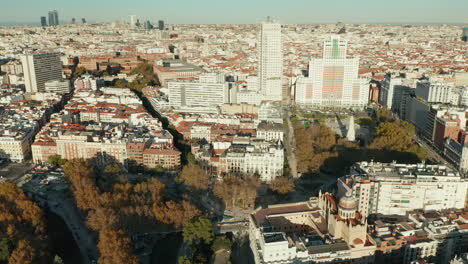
<box><xmin>211</xmin><ymin>236</ymin><xmax>232</xmax><ymax>252</ymax></box>
<box><xmin>0</xmin><ymin>237</ymin><xmax>11</xmax><ymax>263</ymax></box>
<box><xmin>186</xmin><ymin>153</ymin><xmax>197</xmax><ymax>165</ymax></box>
<box><xmin>178</xmin><ymin>256</ymin><xmax>194</xmax><ymax>264</ymax></box>
<box><xmin>48</xmin><ymin>154</ymin><xmax>66</xmax><ymax>167</ymax></box>
<box><xmin>73</xmin><ymin>66</ymin><xmax>88</xmax><ymax>78</ymax></box>
<box><xmin>183</xmin><ymin>217</ymin><xmax>214</xmax><ymax>244</ymax></box>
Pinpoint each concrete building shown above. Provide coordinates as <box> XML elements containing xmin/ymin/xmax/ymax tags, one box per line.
<box><xmin>40</xmin><ymin>16</ymin><xmax>47</xmax><ymax>27</ymax></box>
<box><xmin>338</xmin><ymin>161</ymin><xmax>467</xmax><ymax>217</ymax></box>
<box><xmin>295</xmin><ymin>36</ymin><xmax>368</xmax><ymax>108</ymax></box>
<box><xmin>154</xmin><ymin>59</ymin><xmax>204</xmax><ymax>86</ymax></box>
<box><xmin>257</xmin><ymin>122</ymin><xmax>283</xmax><ymax>142</ymax></box>
<box><xmin>168</xmin><ymin>73</ymin><xmax>228</xmax><ymax>113</ymax></box>
<box><xmin>380</xmin><ymin>73</ymin><xmax>411</xmax><ymax>112</ymax></box>
<box><xmin>0</xmin><ymin>60</ymin><xmax>23</xmax><ymax>75</ymax></box>
<box><xmin>258</xmin><ymin>101</ymin><xmax>283</xmax><ymax>124</ymax></box>
<box><xmin>48</xmin><ymin>10</ymin><xmax>59</xmax><ymax>26</ymax></box>
<box><xmin>44</xmin><ymin>80</ymin><xmax>71</xmax><ymax>94</ymax></box>
<box><xmin>249</xmin><ymin>192</ymin><xmax>376</xmax><ymax>264</ymax></box>
<box><xmin>21</xmin><ymin>53</ymin><xmax>62</xmax><ymax>93</ymax></box>
<box><xmin>158</xmin><ymin>20</ymin><xmax>164</xmax><ymax>30</ymax></box>
<box><xmin>258</xmin><ymin>17</ymin><xmax>283</xmax><ymax>101</ymax></box>
<box><xmin>462</xmin><ymin>27</ymin><xmax>468</xmax><ymax>42</ymax></box>
<box><xmin>218</xmin><ymin>140</ymin><xmax>283</xmax><ymax>182</ymax></box>
<box><xmin>142</xmin><ymin>148</ymin><xmax>181</xmax><ymax>170</ymax></box>
<box><xmin>416</xmin><ymin>79</ymin><xmax>456</xmax><ymax>104</ymax></box>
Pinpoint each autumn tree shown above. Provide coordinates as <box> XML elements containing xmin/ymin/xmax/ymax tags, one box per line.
<box><xmin>183</xmin><ymin>217</ymin><xmax>214</xmax><ymax>245</ymax></box>
<box><xmin>64</xmin><ymin>159</ymin><xmax>101</xmax><ymax>210</ymax></box>
<box><xmin>87</xmin><ymin>207</ymin><xmax>120</xmax><ymax>231</ymax></box>
<box><xmin>153</xmin><ymin>200</ymin><xmax>201</xmax><ymax>228</ymax></box>
<box><xmin>294</xmin><ymin>123</ymin><xmax>338</xmax><ymax>174</ymax></box>
<box><xmin>8</xmin><ymin>240</ymin><xmax>35</xmax><ymax>264</ymax></box>
<box><xmin>178</xmin><ymin>164</ymin><xmax>210</xmax><ymax>191</ymax></box>
<box><xmin>99</xmin><ymin>164</ymin><xmax>127</xmax><ymax>192</ymax></box>
<box><xmin>369</xmin><ymin>120</ymin><xmax>427</xmax><ymax>161</ymax></box>
<box><xmin>97</xmin><ymin>229</ymin><xmax>139</xmax><ymax>264</ymax></box>
<box><xmin>213</xmin><ymin>175</ymin><xmax>258</xmax><ymax>209</ymax></box>
<box><xmin>0</xmin><ymin>182</ymin><xmax>50</xmax><ymax>264</ymax></box>
<box><xmin>269</xmin><ymin>177</ymin><xmax>295</xmax><ymax>195</ymax></box>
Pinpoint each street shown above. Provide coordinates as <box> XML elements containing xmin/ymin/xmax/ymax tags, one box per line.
<box><xmin>284</xmin><ymin>107</ymin><xmax>298</xmax><ymax>178</ymax></box>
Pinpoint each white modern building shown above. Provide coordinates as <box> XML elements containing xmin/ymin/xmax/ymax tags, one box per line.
<box><xmin>44</xmin><ymin>80</ymin><xmax>71</xmax><ymax>94</ymax></box>
<box><xmin>338</xmin><ymin>161</ymin><xmax>468</xmax><ymax>217</ymax></box>
<box><xmin>168</xmin><ymin>73</ymin><xmax>229</xmax><ymax>113</ymax></box>
<box><xmin>21</xmin><ymin>53</ymin><xmax>62</xmax><ymax>93</ymax></box>
<box><xmin>380</xmin><ymin>73</ymin><xmax>411</xmax><ymax>112</ymax></box>
<box><xmin>219</xmin><ymin>140</ymin><xmax>284</xmax><ymax>182</ymax></box>
<box><xmin>258</xmin><ymin>18</ymin><xmax>283</xmax><ymax>101</ymax></box>
<box><xmin>295</xmin><ymin>36</ymin><xmax>368</xmax><ymax>108</ymax></box>
<box><xmin>415</xmin><ymin>79</ymin><xmax>456</xmax><ymax>104</ymax></box>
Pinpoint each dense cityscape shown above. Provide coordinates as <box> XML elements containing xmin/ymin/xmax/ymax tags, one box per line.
<box><xmin>0</xmin><ymin>4</ymin><xmax>467</xmax><ymax>264</ymax></box>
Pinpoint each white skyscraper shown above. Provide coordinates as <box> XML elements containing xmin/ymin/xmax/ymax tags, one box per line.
<box><xmin>21</xmin><ymin>53</ymin><xmax>62</xmax><ymax>93</ymax></box>
<box><xmin>130</xmin><ymin>15</ymin><xmax>137</xmax><ymax>28</ymax></box>
<box><xmin>258</xmin><ymin>17</ymin><xmax>283</xmax><ymax>101</ymax></box>
<box><xmin>295</xmin><ymin>35</ymin><xmax>368</xmax><ymax>108</ymax></box>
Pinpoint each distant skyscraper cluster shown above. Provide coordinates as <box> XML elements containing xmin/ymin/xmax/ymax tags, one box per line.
<box><xmin>47</xmin><ymin>10</ymin><xmax>59</xmax><ymax>26</ymax></box>
<box><xmin>129</xmin><ymin>15</ymin><xmax>165</xmax><ymax>31</ymax></box>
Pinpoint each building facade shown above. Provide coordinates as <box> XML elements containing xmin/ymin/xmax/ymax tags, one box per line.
<box><xmin>295</xmin><ymin>36</ymin><xmax>368</xmax><ymax>108</ymax></box>
<box><xmin>338</xmin><ymin>162</ymin><xmax>467</xmax><ymax>217</ymax></box>
<box><xmin>258</xmin><ymin>18</ymin><xmax>283</xmax><ymax>101</ymax></box>
<box><xmin>21</xmin><ymin>53</ymin><xmax>62</xmax><ymax>93</ymax></box>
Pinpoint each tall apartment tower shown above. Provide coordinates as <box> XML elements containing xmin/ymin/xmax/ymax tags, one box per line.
<box><xmin>40</xmin><ymin>16</ymin><xmax>47</xmax><ymax>27</ymax></box>
<box><xmin>295</xmin><ymin>35</ymin><xmax>368</xmax><ymax>108</ymax></box>
<box><xmin>21</xmin><ymin>53</ymin><xmax>62</xmax><ymax>93</ymax></box>
<box><xmin>158</xmin><ymin>20</ymin><xmax>165</xmax><ymax>30</ymax></box>
<box><xmin>258</xmin><ymin>17</ymin><xmax>283</xmax><ymax>101</ymax></box>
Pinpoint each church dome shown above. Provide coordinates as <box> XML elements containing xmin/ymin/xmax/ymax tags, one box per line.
<box><xmin>338</xmin><ymin>192</ymin><xmax>357</xmax><ymax>210</ymax></box>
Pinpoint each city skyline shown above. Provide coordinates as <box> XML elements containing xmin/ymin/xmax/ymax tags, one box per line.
<box><xmin>1</xmin><ymin>0</ymin><xmax>468</xmax><ymax>25</ymax></box>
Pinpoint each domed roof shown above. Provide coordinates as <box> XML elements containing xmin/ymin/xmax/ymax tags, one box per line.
<box><xmin>338</xmin><ymin>192</ymin><xmax>357</xmax><ymax>210</ymax></box>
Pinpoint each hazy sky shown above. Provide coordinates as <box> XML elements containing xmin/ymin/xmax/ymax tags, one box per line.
<box><xmin>1</xmin><ymin>0</ymin><xmax>467</xmax><ymax>24</ymax></box>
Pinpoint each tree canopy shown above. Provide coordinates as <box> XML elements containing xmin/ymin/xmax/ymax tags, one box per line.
<box><xmin>183</xmin><ymin>217</ymin><xmax>214</xmax><ymax>245</ymax></box>
<box><xmin>0</xmin><ymin>182</ymin><xmax>50</xmax><ymax>263</ymax></box>
<box><xmin>213</xmin><ymin>174</ymin><xmax>259</xmax><ymax>209</ymax></box>
<box><xmin>178</xmin><ymin>164</ymin><xmax>210</xmax><ymax>191</ymax></box>
<box><xmin>97</xmin><ymin>229</ymin><xmax>139</xmax><ymax>264</ymax></box>
<box><xmin>269</xmin><ymin>177</ymin><xmax>295</xmax><ymax>195</ymax></box>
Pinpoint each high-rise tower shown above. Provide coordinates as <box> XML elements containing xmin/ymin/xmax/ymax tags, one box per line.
<box><xmin>48</xmin><ymin>10</ymin><xmax>59</xmax><ymax>26</ymax></box>
<box><xmin>40</xmin><ymin>16</ymin><xmax>47</xmax><ymax>27</ymax></box>
<box><xmin>295</xmin><ymin>35</ymin><xmax>368</xmax><ymax>108</ymax></box>
<box><xmin>258</xmin><ymin>17</ymin><xmax>283</xmax><ymax>101</ymax></box>
<box><xmin>21</xmin><ymin>53</ymin><xmax>62</xmax><ymax>93</ymax></box>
